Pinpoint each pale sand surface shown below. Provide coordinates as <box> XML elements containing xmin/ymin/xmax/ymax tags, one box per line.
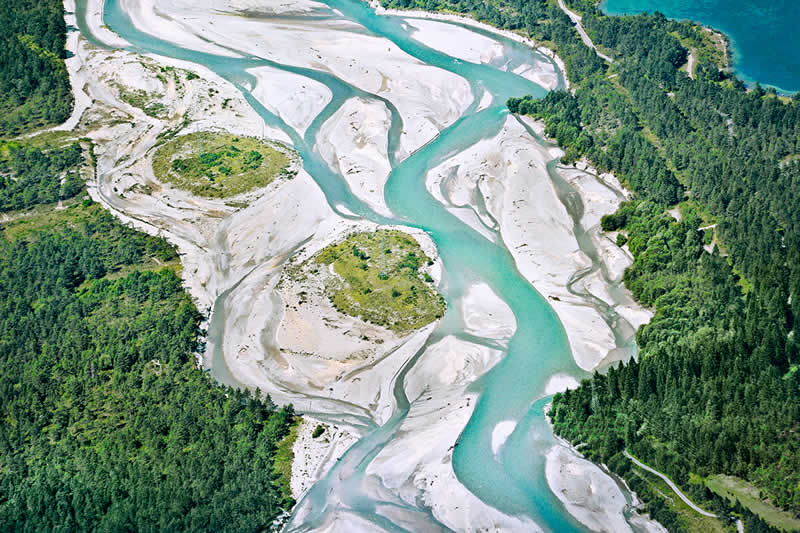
<box><xmin>373</xmin><ymin>0</ymin><xmax>569</xmax><ymax>91</ymax></box>
<box><xmin>291</xmin><ymin>417</ymin><xmax>361</xmax><ymax>500</ymax></box>
<box><xmin>227</xmin><ymin>0</ymin><xmax>331</xmax><ymax>15</ymax></box>
<box><xmin>85</xmin><ymin>0</ymin><xmax>131</xmax><ymax>48</ymax></box>
<box><xmin>317</xmin><ymin>97</ymin><xmax>393</xmax><ymax>216</ymax></box>
<box><xmin>425</xmin><ymin>114</ymin><xmax>651</xmax><ymax>371</ymax></box>
<box><xmin>119</xmin><ymin>0</ymin><xmax>240</xmax><ymax>57</ymax></box>
<box><xmin>403</xmin><ymin>17</ymin><xmax>505</xmax><ymax>66</ymax></box>
<box><xmin>546</xmin><ymin>445</ymin><xmax>638</xmax><ymax>533</ymax></box>
<box><xmin>545</xmin><ymin>373</ymin><xmax>581</xmax><ymax>395</ymax></box>
<box><xmin>248</xmin><ymin>66</ymin><xmax>332</xmax><ymax>137</ymax></box>
<box><xmin>461</xmin><ymin>282</ymin><xmax>517</xmax><ymax>343</ymax></box>
<box><xmin>402</xmin><ymin>17</ymin><xmax>561</xmax><ymax>90</ymax></box>
<box><xmin>491</xmin><ymin>420</ymin><xmax>517</xmax><ymax>455</ymax></box>
<box><xmin>367</xmin><ymin>335</ymin><xmax>539</xmax><ymax>531</ymax></box>
<box><xmin>477</xmin><ymin>89</ymin><xmax>494</xmax><ymax>112</ymax></box>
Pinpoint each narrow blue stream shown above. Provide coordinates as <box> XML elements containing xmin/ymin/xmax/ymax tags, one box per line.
<box><xmin>79</xmin><ymin>0</ymin><xmax>630</xmax><ymax>530</ymax></box>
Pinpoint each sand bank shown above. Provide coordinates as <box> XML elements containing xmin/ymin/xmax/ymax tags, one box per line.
<box><xmin>121</xmin><ymin>0</ymin><xmax>473</xmax><ymax>157</ymax></box>
<box><xmin>84</xmin><ymin>0</ymin><xmax>131</xmax><ymax>48</ymax></box>
<box><xmin>118</xmin><ymin>0</ymin><xmax>240</xmax><ymax>57</ymax></box>
<box><xmin>367</xmin><ymin>334</ymin><xmax>538</xmax><ymax>531</ymax></box>
<box><xmin>317</xmin><ymin>97</ymin><xmax>393</xmax><ymax>216</ymax></box>
<box><xmin>546</xmin><ymin>445</ymin><xmax>642</xmax><ymax>533</ymax></box>
<box><xmin>425</xmin><ymin>114</ymin><xmax>650</xmax><ymax>371</ymax></box>
<box><xmin>290</xmin><ymin>417</ymin><xmax>361</xmax><ymax>500</ymax></box>
<box><xmin>402</xmin><ymin>17</ymin><xmax>561</xmax><ymax>90</ymax></box>
<box><xmin>461</xmin><ymin>282</ymin><xmax>517</xmax><ymax>342</ymax></box>
<box><xmin>373</xmin><ymin>0</ymin><xmax>569</xmax><ymax>91</ymax></box>
<box><xmin>248</xmin><ymin>66</ymin><xmax>332</xmax><ymax>137</ymax></box>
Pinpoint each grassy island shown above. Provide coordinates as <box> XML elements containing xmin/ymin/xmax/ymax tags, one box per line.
<box><xmin>152</xmin><ymin>131</ymin><xmax>294</xmax><ymax>198</ymax></box>
<box><xmin>313</xmin><ymin>230</ymin><xmax>445</xmax><ymax>333</ymax></box>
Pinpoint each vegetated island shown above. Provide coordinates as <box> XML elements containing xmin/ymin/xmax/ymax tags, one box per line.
<box><xmin>289</xmin><ymin>229</ymin><xmax>444</xmax><ymax>334</ymax></box>
<box><xmin>152</xmin><ymin>131</ymin><xmax>297</xmax><ymax>198</ymax></box>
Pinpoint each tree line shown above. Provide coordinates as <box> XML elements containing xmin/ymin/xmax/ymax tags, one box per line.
<box><xmin>0</xmin><ymin>187</ymin><xmax>297</xmax><ymax>529</ymax></box>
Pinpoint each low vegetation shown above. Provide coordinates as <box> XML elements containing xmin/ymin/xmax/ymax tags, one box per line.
<box><xmin>705</xmin><ymin>475</ymin><xmax>800</xmax><ymax>532</ymax></box>
<box><xmin>114</xmin><ymin>82</ymin><xmax>168</xmax><ymax>119</ymax></box>
<box><xmin>152</xmin><ymin>131</ymin><xmax>294</xmax><ymax>198</ymax></box>
<box><xmin>312</xmin><ymin>230</ymin><xmax>445</xmax><ymax>333</ymax></box>
<box><xmin>272</xmin><ymin>416</ymin><xmax>301</xmax><ymax>508</ymax></box>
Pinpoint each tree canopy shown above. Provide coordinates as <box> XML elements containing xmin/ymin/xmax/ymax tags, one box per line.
<box><xmin>0</xmin><ymin>193</ymin><xmax>297</xmax><ymax>531</ymax></box>
<box><xmin>0</xmin><ymin>0</ymin><xmax>74</xmax><ymax>136</ymax></box>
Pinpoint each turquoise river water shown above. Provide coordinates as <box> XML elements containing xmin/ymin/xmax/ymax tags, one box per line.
<box><xmin>78</xmin><ymin>0</ymin><xmax>648</xmax><ymax>530</ymax></box>
<box><xmin>601</xmin><ymin>0</ymin><xmax>800</xmax><ymax>94</ymax></box>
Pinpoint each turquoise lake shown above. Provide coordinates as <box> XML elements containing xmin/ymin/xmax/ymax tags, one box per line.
<box><xmin>601</xmin><ymin>0</ymin><xmax>800</xmax><ymax>93</ymax></box>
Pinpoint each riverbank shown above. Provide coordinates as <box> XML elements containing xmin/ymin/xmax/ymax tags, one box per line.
<box><xmin>546</xmin><ymin>445</ymin><xmax>668</xmax><ymax>533</ymax></box>
<box><xmin>601</xmin><ymin>0</ymin><xmax>800</xmax><ymax>94</ymax></box>
<box><xmin>370</xmin><ymin>0</ymin><xmax>570</xmax><ymax>91</ymax></box>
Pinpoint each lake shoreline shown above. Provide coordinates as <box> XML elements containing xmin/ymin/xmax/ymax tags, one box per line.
<box><xmin>600</xmin><ymin>0</ymin><xmax>799</xmax><ymax>94</ymax></box>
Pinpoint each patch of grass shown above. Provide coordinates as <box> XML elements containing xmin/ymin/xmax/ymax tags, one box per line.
<box><xmin>706</xmin><ymin>475</ymin><xmax>800</xmax><ymax>532</ymax></box>
<box><xmin>152</xmin><ymin>131</ymin><xmax>294</xmax><ymax>198</ymax></box>
<box><xmin>313</xmin><ymin>230</ymin><xmax>444</xmax><ymax>333</ymax></box>
<box><xmin>631</xmin><ymin>468</ymin><xmax>729</xmax><ymax>533</ymax></box>
<box><xmin>1</xmin><ymin>131</ymin><xmax>78</xmax><ymax>153</ymax></box>
<box><xmin>272</xmin><ymin>416</ymin><xmax>301</xmax><ymax>506</ymax></box>
<box><xmin>1</xmin><ymin>198</ymin><xmax>90</xmax><ymax>240</ymax></box>
<box><xmin>113</xmin><ymin>83</ymin><xmax>168</xmax><ymax>119</ymax></box>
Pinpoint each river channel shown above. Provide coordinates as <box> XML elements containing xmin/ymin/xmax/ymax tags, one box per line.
<box><xmin>77</xmin><ymin>0</ymin><xmax>644</xmax><ymax>530</ymax></box>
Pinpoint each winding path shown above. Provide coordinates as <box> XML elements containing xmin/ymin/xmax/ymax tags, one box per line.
<box><xmin>624</xmin><ymin>450</ymin><xmax>716</xmax><ymax>517</ymax></box>
<box><xmin>556</xmin><ymin>0</ymin><xmax>614</xmax><ymax>64</ymax></box>
<box><xmin>687</xmin><ymin>51</ymin><xmax>696</xmax><ymax>79</ymax></box>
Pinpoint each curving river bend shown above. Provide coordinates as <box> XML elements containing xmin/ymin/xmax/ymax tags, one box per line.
<box><xmin>76</xmin><ymin>0</ymin><xmax>647</xmax><ymax>530</ymax></box>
